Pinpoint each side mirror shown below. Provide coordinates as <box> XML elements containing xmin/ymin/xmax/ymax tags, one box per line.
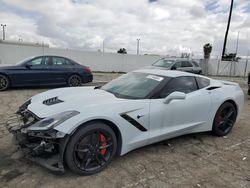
<box><xmin>25</xmin><ymin>64</ymin><xmax>32</xmax><ymax>69</ymax></box>
<box><xmin>163</xmin><ymin>91</ymin><xmax>186</xmax><ymax>104</ymax></box>
<box><xmin>171</xmin><ymin>66</ymin><xmax>176</xmax><ymax>70</ymax></box>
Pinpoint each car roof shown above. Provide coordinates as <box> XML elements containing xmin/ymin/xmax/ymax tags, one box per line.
<box><xmin>33</xmin><ymin>55</ymin><xmax>70</xmax><ymax>59</ymax></box>
<box><xmin>134</xmin><ymin>68</ymin><xmax>208</xmax><ymax>78</ymax></box>
<box><xmin>157</xmin><ymin>58</ymin><xmax>199</xmax><ymax>62</ymax></box>
<box><xmin>26</xmin><ymin>55</ymin><xmax>80</xmax><ymax>64</ymax></box>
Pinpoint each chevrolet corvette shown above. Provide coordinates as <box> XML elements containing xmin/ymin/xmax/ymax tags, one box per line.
<box><xmin>6</xmin><ymin>69</ymin><xmax>244</xmax><ymax>175</ymax></box>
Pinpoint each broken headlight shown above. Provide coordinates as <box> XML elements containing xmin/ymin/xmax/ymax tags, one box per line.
<box><xmin>17</xmin><ymin>99</ymin><xmax>31</xmax><ymax>113</ymax></box>
<box><xmin>25</xmin><ymin>111</ymin><xmax>80</xmax><ymax>131</ymax></box>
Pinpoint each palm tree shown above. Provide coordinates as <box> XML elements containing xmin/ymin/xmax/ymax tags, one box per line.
<box><xmin>222</xmin><ymin>0</ymin><xmax>234</xmax><ymax>59</ymax></box>
<box><xmin>203</xmin><ymin>43</ymin><xmax>212</xmax><ymax>75</ymax></box>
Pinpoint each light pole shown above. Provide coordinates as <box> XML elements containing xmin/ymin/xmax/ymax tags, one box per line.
<box><xmin>1</xmin><ymin>24</ymin><xmax>6</xmax><ymax>40</ymax></box>
<box><xmin>235</xmin><ymin>31</ymin><xmax>240</xmax><ymax>55</ymax></box>
<box><xmin>103</xmin><ymin>40</ymin><xmax>105</xmax><ymax>53</ymax></box>
<box><xmin>137</xmin><ymin>38</ymin><xmax>140</xmax><ymax>55</ymax></box>
<box><xmin>221</xmin><ymin>0</ymin><xmax>234</xmax><ymax>59</ymax></box>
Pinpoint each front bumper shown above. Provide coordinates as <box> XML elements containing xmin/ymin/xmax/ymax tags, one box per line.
<box><xmin>6</xmin><ymin>114</ymin><xmax>69</xmax><ymax>174</ymax></box>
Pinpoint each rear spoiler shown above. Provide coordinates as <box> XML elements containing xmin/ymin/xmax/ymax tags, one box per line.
<box><xmin>219</xmin><ymin>80</ymin><xmax>239</xmax><ymax>86</ymax></box>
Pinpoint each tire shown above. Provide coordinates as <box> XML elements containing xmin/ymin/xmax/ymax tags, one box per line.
<box><xmin>67</xmin><ymin>74</ymin><xmax>82</xmax><ymax>87</ymax></box>
<box><xmin>212</xmin><ymin>102</ymin><xmax>237</xmax><ymax>136</ymax></box>
<box><xmin>65</xmin><ymin>122</ymin><xmax>117</xmax><ymax>175</ymax></box>
<box><xmin>0</xmin><ymin>74</ymin><xmax>10</xmax><ymax>91</ymax></box>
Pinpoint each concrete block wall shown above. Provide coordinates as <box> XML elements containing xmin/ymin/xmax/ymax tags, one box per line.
<box><xmin>0</xmin><ymin>43</ymin><xmax>249</xmax><ymax>76</ymax></box>
<box><xmin>0</xmin><ymin>43</ymin><xmax>161</xmax><ymax>72</ymax></box>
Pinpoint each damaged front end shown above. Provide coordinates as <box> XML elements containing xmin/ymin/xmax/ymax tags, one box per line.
<box><xmin>5</xmin><ymin>100</ymin><xmax>78</xmax><ymax>174</ymax></box>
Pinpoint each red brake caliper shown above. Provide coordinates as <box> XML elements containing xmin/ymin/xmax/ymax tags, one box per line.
<box><xmin>217</xmin><ymin>115</ymin><xmax>223</xmax><ymax>125</ymax></box>
<box><xmin>99</xmin><ymin>134</ymin><xmax>107</xmax><ymax>155</ymax></box>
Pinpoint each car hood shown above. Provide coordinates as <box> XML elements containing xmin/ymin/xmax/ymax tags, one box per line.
<box><xmin>28</xmin><ymin>87</ymin><xmax>121</xmax><ymax>118</ymax></box>
<box><xmin>0</xmin><ymin>64</ymin><xmax>19</xmax><ymax>69</ymax></box>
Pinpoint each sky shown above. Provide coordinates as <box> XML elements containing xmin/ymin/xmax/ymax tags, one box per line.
<box><xmin>0</xmin><ymin>0</ymin><xmax>249</xmax><ymax>57</ymax></box>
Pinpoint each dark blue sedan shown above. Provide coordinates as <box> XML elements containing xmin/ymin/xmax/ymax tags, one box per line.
<box><xmin>0</xmin><ymin>56</ymin><xmax>93</xmax><ymax>91</ymax></box>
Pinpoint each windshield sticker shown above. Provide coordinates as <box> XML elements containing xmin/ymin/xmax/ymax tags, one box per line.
<box><xmin>146</xmin><ymin>75</ymin><xmax>164</xmax><ymax>82</ymax></box>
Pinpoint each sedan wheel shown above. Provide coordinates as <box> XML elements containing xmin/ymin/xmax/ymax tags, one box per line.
<box><xmin>0</xmin><ymin>75</ymin><xmax>10</xmax><ymax>91</ymax></box>
<box><xmin>212</xmin><ymin>102</ymin><xmax>237</xmax><ymax>136</ymax></box>
<box><xmin>65</xmin><ymin>123</ymin><xmax>117</xmax><ymax>175</ymax></box>
<box><xmin>68</xmin><ymin>74</ymin><xmax>82</xmax><ymax>87</ymax></box>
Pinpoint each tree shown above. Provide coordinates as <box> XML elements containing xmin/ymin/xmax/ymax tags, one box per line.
<box><xmin>181</xmin><ymin>53</ymin><xmax>190</xmax><ymax>58</ymax></box>
<box><xmin>203</xmin><ymin>43</ymin><xmax>212</xmax><ymax>58</ymax></box>
<box><xmin>222</xmin><ymin>0</ymin><xmax>234</xmax><ymax>59</ymax></box>
<box><xmin>117</xmin><ymin>48</ymin><xmax>127</xmax><ymax>54</ymax></box>
<box><xmin>203</xmin><ymin>43</ymin><xmax>212</xmax><ymax>75</ymax></box>
<box><xmin>222</xmin><ymin>53</ymin><xmax>241</xmax><ymax>62</ymax></box>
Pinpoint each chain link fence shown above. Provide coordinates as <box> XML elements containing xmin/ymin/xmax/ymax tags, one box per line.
<box><xmin>197</xmin><ymin>58</ymin><xmax>249</xmax><ymax>78</ymax></box>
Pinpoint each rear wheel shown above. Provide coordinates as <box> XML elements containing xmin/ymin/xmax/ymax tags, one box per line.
<box><xmin>65</xmin><ymin>122</ymin><xmax>117</xmax><ymax>175</ymax></box>
<box><xmin>67</xmin><ymin>74</ymin><xmax>82</xmax><ymax>87</ymax></box>
<box><xmin>0</xmin><ymin>74</ymin><xmax>10</xmax><ymax>91</ymax></box>
<box><xmin>212</xmin><ymin>102</ymin><xmax>237</xmax><ymax>136</ymax></box>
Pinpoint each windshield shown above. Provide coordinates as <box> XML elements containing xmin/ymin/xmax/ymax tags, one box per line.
<box><xmin>15</xmin><ymin>57</ymin><xmax>34</xmax><ymax>65</ymax></box>
<box><xmin>153</xmin><ymin>59</ymin><xmax>174</xmax><ymax>68</ymax></box>
<box><xmin>101</xmin><ymin>72</ymin><xmax>166</xmax><ymax>99</ymax></box>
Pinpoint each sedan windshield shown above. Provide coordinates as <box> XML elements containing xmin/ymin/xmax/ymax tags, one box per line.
<box><xmin>153</xmin><ymin>59</ymin><xmax>174</xmax><ymax>68</ymax></box>
<box><xmin>101</xmin><ymin>72</ymin><xmax>166</xmax><ymax>99</ymax></box>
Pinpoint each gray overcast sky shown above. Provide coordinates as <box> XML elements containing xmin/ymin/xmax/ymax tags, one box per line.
<box><xmin>0</xmin><ymin>0</ymin><xmax>249</xmax><ymax>57</ymax></box>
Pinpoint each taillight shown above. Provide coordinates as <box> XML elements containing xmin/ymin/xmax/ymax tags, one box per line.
<box><xmin>85</xmin><ymin>67</ymin><xmax>91</xmax><ymax>73</ymax></box>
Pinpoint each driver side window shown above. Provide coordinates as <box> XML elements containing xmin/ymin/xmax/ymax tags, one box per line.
<box><xmin>173</xmin><ymin>61</ymin><xmax>181</xmax><ymax>68</ymax></box>
<box><xmin>26</xmin><ymin>57</ymin><xmax>49</xmax><ymax>66</ymax></box>
<box><xmin>181</xmin><ymin>61</ymin><xmax>192</xmax><ymax>67</ymax></box>
<box><xmin>159</xmin><ymin>76</ymin><xmax>198</xmax><ymax>98</ymax></box>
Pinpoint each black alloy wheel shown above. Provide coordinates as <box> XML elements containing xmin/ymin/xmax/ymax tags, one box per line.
<box><xmin>212</xmin><ymin>102</ymin><xmax>237</xmax><ymax>136</ymax></box>
<box><xmin>0</xmin><ymin>74</ymin><xmax>10</xmax><ymax>91</ymax></box>
<box><xmin>65</xmin><ymin>123</ymin><xmax>117</xmax><ymax>175</ymax></box>
<box><xmin>68</xmin><ymin>74</ymin><xmax>82</xmax><ymax>87</ymax></box>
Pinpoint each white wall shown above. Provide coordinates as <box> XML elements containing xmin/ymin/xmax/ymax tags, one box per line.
<box><xmin>0</xmin><ymin>43</ymin><xmax>161</xmax><ymax>72</ymax></box>
<box><xmin>0</xmin><ymin>43</ymin><xmax>249</xmax><ymax>76</ymax></box>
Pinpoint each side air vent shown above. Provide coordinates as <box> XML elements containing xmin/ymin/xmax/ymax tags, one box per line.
<box><xmin>206</xmin><ymin>86</ymin><xmax>221</xmax><ymax>90</ymax></box>
<box><xmin>43</xmin><ymin>97</ymin><xmax>63</xmax><ymax>106</ymax></box>
<box><xmin>120</xmin><ymin>114</ymin><xmax>147</xmax><ymax>132</ymax></box>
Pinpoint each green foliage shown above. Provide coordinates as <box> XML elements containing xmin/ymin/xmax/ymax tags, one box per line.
<box><xmin>222</xmin><ymin>53</ymin><xmax>241</xmax><ymax>62</ymax></box>
<box><xmin>181</xmin><ymin>53</ymin><xmax>190</xmax><ymax>58</ymax></box>
<box><xmin>117</xmin><ymin>48</ymin><xmax>127</xmax><ymax>54</ymax></box>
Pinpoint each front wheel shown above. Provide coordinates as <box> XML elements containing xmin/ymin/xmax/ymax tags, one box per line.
<box><xmin>0</xmin><ymin>74</ymin><xmax>10</xmax><ymax>91</ymax></box>
<box><xmin>67</xmin><ymin>74</ymin><xmax>82</xmax><ymax>87</ymax></box>
<box><xmin>212</xmin><ymin>102</ymin><xmax>237</xmax><ymax>136</ymax></box>
<box><xmin>65</xmin><ymin>122</ymin><xmax>117</xmax><ymax>175</ymax></box>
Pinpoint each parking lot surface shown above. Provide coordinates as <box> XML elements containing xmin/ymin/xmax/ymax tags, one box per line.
<box><xmin>0</xmin><ymin>74</ymin><xmax>249</xmax><ymax>188</ymax></box>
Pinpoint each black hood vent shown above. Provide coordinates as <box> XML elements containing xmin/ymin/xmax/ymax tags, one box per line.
<box><xmin>43</xmin><ymin>97</ymin><xmax>63</xmax><ymax>106</ymax></box>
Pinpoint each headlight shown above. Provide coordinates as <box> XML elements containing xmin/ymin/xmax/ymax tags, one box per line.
<box><xmin>17</xmin><ymin>99</ymin><xmax>31</xmax><ymax>113</ymax></box>
<box><xmin>26</xmin><ymin>111</ymin><xmax>80</xmax><ymax>131</ymax></box>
